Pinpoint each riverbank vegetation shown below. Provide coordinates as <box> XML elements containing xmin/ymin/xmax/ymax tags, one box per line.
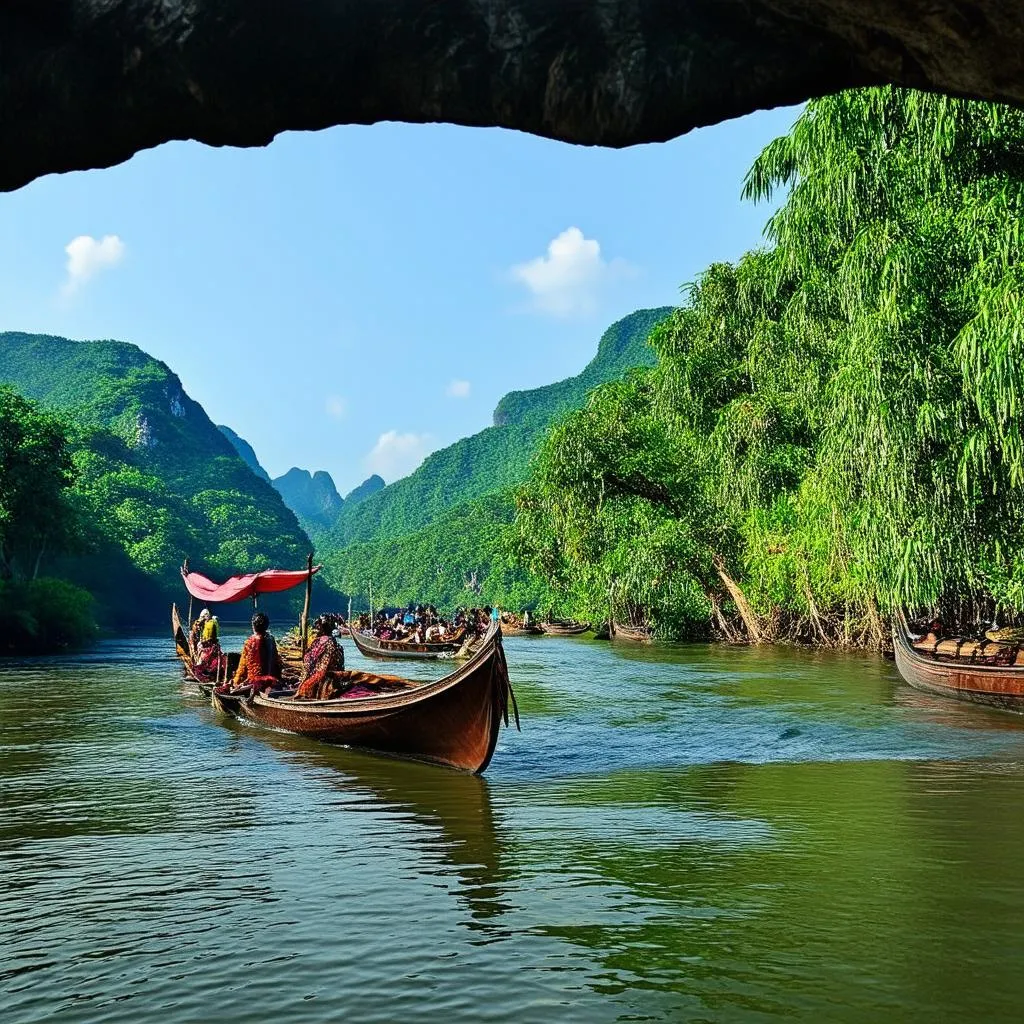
<box><xmin>0</xmin><ymin>386</ymin><xmax>96</xmax><ymax>651</ymax></box>
<box><xmin>510</xmin><ymin>88</ymin><xmax>1024</xmax><ymax>645</ymax></box>
<box><xmin>0</xmin><ymin>336</ymin><xmax>317</xmax><ymax>650</ymax></box>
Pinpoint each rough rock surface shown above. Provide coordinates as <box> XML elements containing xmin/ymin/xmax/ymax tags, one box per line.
<box><xmin>3</xmin><ymin>1</ymin><xmax>1024</xmax><ymax>191</ymax></box>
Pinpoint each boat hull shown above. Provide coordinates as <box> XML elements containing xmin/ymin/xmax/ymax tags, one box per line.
<box><xmin>892</xmin><ymin>625</ymin><xmax>1024</xmax><ymax>713</ymax></box>
<box><xmin>350</xmin><ymin>627</ymin><xmax>462</xmax><ymax>660</ymax></box>
<box><xmin>540</xmin><ymin>622</ymin><xmax>590</xmax><ymax>636</ymax></box>
<box><xmin>611</xmin><ymin>621</ymin><xmax>653</xmax><ymax>643</ymax></box>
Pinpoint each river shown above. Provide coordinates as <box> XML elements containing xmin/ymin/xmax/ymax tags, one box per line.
<box><xmin>4</xmin><ymin>633</ymin><xmax>1024</xmax><ymax>1022</ymax></box>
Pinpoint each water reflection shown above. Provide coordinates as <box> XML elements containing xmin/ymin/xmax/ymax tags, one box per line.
<box><xmin>6</xmin><ymin>636</ymin><xmax>1024</xmax><ymax>1022</ymax></box>
<box><xmin>220</xmin><ymin>724</ymin><xmax>515</xmax><ymax>923</ymax></box>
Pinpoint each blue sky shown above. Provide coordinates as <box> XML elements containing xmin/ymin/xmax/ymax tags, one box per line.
<box><xmin>0</xmin><ymin>106</ymin><xmax>799</xmax><ymax>494</ymax></box>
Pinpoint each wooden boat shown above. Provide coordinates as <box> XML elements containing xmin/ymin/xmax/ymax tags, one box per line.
<box><xmin>611</xmin><ymin>620</ymin><xmax>653</xmax><ymax>643</ymax></box>
<box><xmin>892</xmin><ymin>618</ymin><xmax>1024</xmax><ymax>713</ymax></box>
<box><xmin>350</xmin><ymin>626</ymin><xmax>467</xmax><ymax>660</ymax></box>
<box><xmin>499</xmin><ymin>617</ymin><xmax>544</xmax><ymax>637</ymax></box>
<box><xmin>172</xmin><ymin>603</ymin><xmax>242</xmax><ymax>687</ymax></box>
<box><xmin>540</xmin><ymin>620</ymin><xmax>590</xmax><ymax>636</ymax></box>
<box><xmin>216</xmin><ymin>621</ymin><xmax>518</xmax><ymax>773</ymax></box>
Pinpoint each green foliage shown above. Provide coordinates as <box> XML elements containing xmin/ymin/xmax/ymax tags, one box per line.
<box><xmin>0</xmin><ymin>333</ymin><xmax>313</xmax><ymax>627</ymax></box>
<box><xmin>0</xmin><ymin>577</ymin><xmax>97</xmax><ymax>654</ymax></box>
<box><xmin>513</xmin><ymin>88</ymin><xmax>1024</xmax><ymax>644</ymax></box>
<box><xmin>0</xmin><ymin>386</ymin><xmax>83</xmax><ymax>582</ymax></box>
<box><xmin>323</xmin><ymin>308</ymin><xmax>673</xmax><ymax>550</ymax></box>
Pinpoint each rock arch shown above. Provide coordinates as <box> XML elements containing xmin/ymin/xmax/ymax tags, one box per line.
<box><xmin>3</xmin><ymin>1</ymin><xmax>1023</xmax><ymax>191</ymax></box>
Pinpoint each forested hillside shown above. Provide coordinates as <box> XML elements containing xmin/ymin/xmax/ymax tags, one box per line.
<box><xmin>512</xmin><ymin>88</ymin><xmax>1024</xmax><ymax>644</ymax></box>
<box><xmin>218</xmin><ymin>424</ymin><xmax>271</xmax><ymax>482</ymax></box>
<box><xmin>271</xmin><ymin>467</ymin><xmax>344</xmax><ymax>533</ymax></box>
<box><xmin>323</xmin><ymin>307</ymin><xmax>672</xmax><ymax>550</ymax></box>
<box><xmin>323</xmin><ymin>308</ymin><xmax>673</xmax><ymax>606</ymax></box>
<box><xmin>0</xmin><ymin>332</ymin><xmax>313</xmax><ymax>626</ymax></box>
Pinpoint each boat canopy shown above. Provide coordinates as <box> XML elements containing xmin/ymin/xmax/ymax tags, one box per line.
<box><xmin>181</xmin><ymin>566</ymin><xmax>320</xmax><ymax>604</ymax></box>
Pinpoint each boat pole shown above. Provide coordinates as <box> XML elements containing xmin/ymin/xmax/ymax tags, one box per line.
<box><xmin>300</xmin><ymin>552</ymin><xmax>314</xmax><ymax>655</ymax></box>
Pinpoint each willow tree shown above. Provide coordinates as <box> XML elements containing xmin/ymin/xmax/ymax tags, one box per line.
<box><xmin>746</xmin><ymin>89</ymin><xmax>1024</xmax><ymax>622</ymax></box>
<box><xmin>512</xmin><ymin>87</ymin><xmax>1024</xmax><ymax>643</ymax></box>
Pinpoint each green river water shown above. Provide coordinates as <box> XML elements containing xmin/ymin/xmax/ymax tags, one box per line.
<box><xmin>4</xmin><ymin>633</ymin><xmax>1024</xmax><ymax>1022</ymax></box>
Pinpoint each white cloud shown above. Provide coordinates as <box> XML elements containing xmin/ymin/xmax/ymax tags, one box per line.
<box><xmin>446</xmin><ymin>379</ymin><xmax>471</xmax><ymax>399</ymax></box>
<box><xmin>62</xmin><ymin>234</ymin><xmax>125</xmax><ymax>295</ymax></box>
<box><xmin>364</xmin><ymin>430</ymin><xmax>434</xmax><ymax>482</ymax></box>
<box><xmin>509</xmin><ymin>226</ymin><xmax>635</xmax><ymax>317</ymax></box>
<box><xmin>325</xmin><ymin>395</ymin><xmax>348</xmax><ymax>419</ymax></box>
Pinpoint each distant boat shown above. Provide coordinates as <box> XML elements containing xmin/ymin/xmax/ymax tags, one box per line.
<box><xmin>892</xmin><ymin>617</ymin><xmax>1024</xmax><ymax>713</ymax></box>
<box><xmin>540</xmin><ymin>620</ymin><xmax>591</xmax><ymax>637</ymax></box>
<box><xmin>204</xmin><ymin>621</ymin><xmax>518</xmax><ymax>773</ymax></box>
<box><xmin>611</xmin><ymin>620</ymin><xmax>653</xmax><ymax>643</ymax></box>
<box><xmin>499</xmin><ymin>616</ymin><xmax>544</xmax><ymax>637</ymax></box>
<box><xmin>350</xmin><ymin>627</ymin><xmax>468</xmax><ymax>660</ymax></box>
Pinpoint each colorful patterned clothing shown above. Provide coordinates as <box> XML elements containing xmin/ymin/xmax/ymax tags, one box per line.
<box><xmin>232</xmin><ymin>632</ymin><xmax>282</xmax><ymax>691</ymax></box>
<box><xmin>294</xmin><ymin>635</ymin><xmax>345</xmax><ymax>700</ymax></box>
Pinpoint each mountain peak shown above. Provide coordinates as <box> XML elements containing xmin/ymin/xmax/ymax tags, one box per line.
<box><xmin>344</xmin><ymin>474</ymin><xmax>385</xmax><ymax>506</ymax></box>
<box><xmin>272</xmin><ymin>467</ymin><xmax>343</xmax><ymax>532</ymax></box>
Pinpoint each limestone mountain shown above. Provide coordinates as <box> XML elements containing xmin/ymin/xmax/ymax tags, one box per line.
<box><xmin>272</xmin><ymin>468</ymin><xmax>344</xmax><ymax>533</ymax></box>
<box><xmin>320</xmin><ymin>307</ymin><xmax>675</xmax><ymax>607</ymax></box>
<box><xmin>0</xmin><ymin>331</ymin><xmax>313</xmax><ymax>625</ymax></box>
<box><xmin>344</xmin><ymin>474</ymin><xmax>385</xmax><ymax>506</ymax></box>
<box><xmin>322</xmin><ymin>307</ymin><xmax>674</xmax><ymax>550</ymax></box>
<box><xmin>218</xmin><ymin>424</ymin><xmax>271</xmax><ymax>482</ymax></box>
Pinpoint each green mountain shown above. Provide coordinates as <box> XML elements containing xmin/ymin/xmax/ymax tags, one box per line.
<box><xmin>0</xmin><ymin>332</ymin><xmax>314</xmax><ymax>625</ymax></box>
<box><xmin>321</xmin><ymin>307</ymin><xmax>674</xmax><ymax>608</ymax></box>
<box><xmin>344</xmin><ymin>474</ymin><xmax>385</xmax><ymax>506</ymax></box>
<box><xmin>218</xmin><ymin>424</ymin><xmax>271</xmax><ymax>482</ymax></box>
<box><xmin>272</xmin><ymin>467</ymin><xmax>344</xmax><ymax>532</ymax></box>
<box><xmin>323</xmin><ymin>307</ymin><xmax>673</xmax><ymax>550</ymax></box>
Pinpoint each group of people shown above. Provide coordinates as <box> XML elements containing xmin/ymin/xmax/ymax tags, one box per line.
<box><xmin>189</xmin><ymin>609</ymin><xmax>350</xmax><ymax>701</ymax></box>
<box><xmin>188</xmin><ymin>600</ymin><xmax>499</xmax><ymax>701</ymax></box>
<box><xmin>356</xmin><ymin>603</ymin><xmax>499</xmax><ymax>645</ymax></box>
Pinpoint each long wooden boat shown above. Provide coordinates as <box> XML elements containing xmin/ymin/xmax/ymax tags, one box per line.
<box><xmin>892</xmin><ymin>619</ymin><xmax>1024</xmax><ymax>713</ymax></box>
<box><xmin>611</xmin><ymin>620</ymin><xmax>653</xmax><ymax>643</ymax></box>
<box><xmin>500</xmin><ymin>618</ymin><xmax>545</xmax><ymax>637</ymax></box>
<box><xmin>540</xmin><ymin>620</ymin><xmax>590</xmax><ymax>637</ymax></box>
<box><xmin>219</xmin><ymin>621</ymin><xmax>517</xmax><ymax>773</ymax></box>
<box><xmin>350</xmin><ymin>626</ymin><xmax>466</xmax><ymax>660</ymax></box>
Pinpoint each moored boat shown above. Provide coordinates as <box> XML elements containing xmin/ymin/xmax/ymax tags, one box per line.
<box><xmin>611</xmin><ymin>620</ymin><xmax>653</xmax><ymax>643</ymax></box>
<box><xmin>892</xmin><ymin>618</ymin><xmax>1024</xmax><ymax>713</ymax></box>
<box><xmin>499</xmin><ymin>615</ymin><xmax>544</xmax><ymax>637</ymax></box>
<box><xmin>228</xmin><ymin>621</ymin><xmax>518</xmax><ymax>772</ymax></box>
<box><xmin>540</xmin><ymin>620</ymin><xmax>590</xmax><ymax>636</ymax></box>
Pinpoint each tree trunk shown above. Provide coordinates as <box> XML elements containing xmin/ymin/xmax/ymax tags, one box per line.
<box><xmin>712</xmin><ymin>555</ymin><xmax>764</xmax><ymax>643</ymax></box>
<box><xmin>866</xmin><ymin>596</ymin><xmax>886</xmax><ymax>651</ymax></box>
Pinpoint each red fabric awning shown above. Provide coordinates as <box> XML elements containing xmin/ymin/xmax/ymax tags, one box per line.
<box><xmin>182</xmin><ymin>566</ymin><xmax>320</xmax><ymax>604</ymax></box>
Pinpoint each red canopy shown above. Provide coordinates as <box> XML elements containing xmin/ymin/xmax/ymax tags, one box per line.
<box><xmin>182</xmin><ymin>566</ymin><xmax>320</xmax><ymax>604</ymax></box>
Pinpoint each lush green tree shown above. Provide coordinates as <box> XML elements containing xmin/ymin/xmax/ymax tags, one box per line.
<box><xmin>512</xmin><ymin>88</ymin><xmax>1024</xmax><ymax>645</ymax></box>
<box><xmin>0</xmin><ymin>386</ymin><xmax>82</xmax><ymax>581</ymax></box>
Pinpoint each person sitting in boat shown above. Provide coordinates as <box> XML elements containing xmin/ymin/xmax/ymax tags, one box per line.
<box><xmin>293</xmin><ymin>615</ymin><xmax>346</xmax><ymax>700</ymax></box>
<box><xmin>190</xmin><ymin>608</ymin><xmax>211</xmax><ymax>653</ymax></box>
<box><xmin>193</xmin><ymin>613</ymin><xmax>224</xmax><ymax>681</ymax></box>
<box><xmin>219</xmin><ymin>612</ymin><xmax>282</xmax><ymax>695</ymax></box>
